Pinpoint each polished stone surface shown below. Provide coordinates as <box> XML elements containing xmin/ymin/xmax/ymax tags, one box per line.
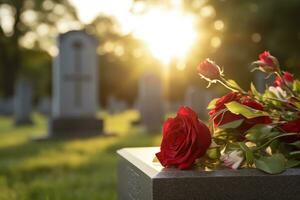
<box><xmin>117</xmin><ymin>147</ymin><xmax>300</xmax><ymax>200</ymax></box>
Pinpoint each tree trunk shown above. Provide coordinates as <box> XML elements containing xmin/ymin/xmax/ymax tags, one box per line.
<box><xmin>0</xmin><ymin>0</ymin><xmax>22</xmax><ymax>97</ymax></box>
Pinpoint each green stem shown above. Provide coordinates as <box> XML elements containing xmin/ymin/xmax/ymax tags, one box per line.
<box><xmin>255</xmin><ymin>132</ymin><xmax>300</xmax><ymax>151</ymax></box>
<box><xmin>217</xmin><ymin>79</ymin><xmax>238</xmax><ymax>92</ymax></box>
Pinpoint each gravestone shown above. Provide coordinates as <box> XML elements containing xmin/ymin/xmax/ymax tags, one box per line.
<box><xmin>14</xmin><ymin>79</ymin><xmax>33</xmax><ymax>125</ymax></box>
<box><xmin>184</xmin><ymin>86</ymin><xmax>214</xmax><ymax>119</ymax></box>
<box><xmin>254</xmin><ymin>71</ymin><xmax>266</xmax><ymax>93</ymax></box>
<box><xmin>166</xmin><ymin>101</ymin><xmax>182</xmax><ymax>113</ymax></box>
<box><xmin>107</xmin><ymin>96</ymin><xmax>128</xmax><ymax>114</ymax></box>
<box><xmin>0</xmin><ymin>97</ymin><xmax>14</xmax><ymax>115</ymax></box>
<box><xmin>138</xmin><ymin>72</ymin><xmax>165</xmax><ymax>132</ymax></box>
<box><xmin>118</xmin><ymin>147</ymin><xmax>300</xmax><ymax>200</ymax></box>
<box><xmin>254</xmin><ymin>71</ymin><xmax>276</xmax><ymax>93</ymax></box>
<box><xmin>49</xmin><ymin>30</ymin><xmax>103</xmax><ymax>138</ymax></box>
<box><xmin>37</xmin><ymin>97</ymin><xmax>51</xmax><ymax>115</ymax></box>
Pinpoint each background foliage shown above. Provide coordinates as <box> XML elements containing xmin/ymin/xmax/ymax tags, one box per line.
<box><xmin>0</xmin><ymin>0</ymin><xmax>299</xmax><ymax>103</ymax></box>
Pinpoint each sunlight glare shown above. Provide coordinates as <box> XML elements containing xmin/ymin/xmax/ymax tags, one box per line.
<box><xmin>133</xmin><ymin>9</ymin><xmax>197</xmax><ymax>65</ymax></box>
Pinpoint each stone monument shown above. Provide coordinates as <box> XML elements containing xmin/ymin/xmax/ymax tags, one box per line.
<box><xmin>184</xmin><ymin>86</ymin><xmax>214</xmax><ymax>119</ymax></box>
<box><xmin>118</xmin><ymin>147</ymin><xmax>300</xmax><ymax>200</ymax></box>
<box><xmin>49</xmin><ymin>30</ymin><xmax>103</xmax><ymax>138</ymax></box>
<box><xmin>137</xmin><ymin>72</ymin><xmax>165</xmax><ymax>132</ymax></box>
<box><xmin>14</xmin><ymin>79</ymin><xmax>33</xmax><ymax>125</ymax></box>
<box><xmin>0</xmin><ymin>97</ymin><xmax>14</xmax><ymax>115</ymax></box>
<box><xmin>37</xmin><ymin>97</ymin><xmax>51</xmax><ymax>115</ymax></box>
<box><xmin>254</xmin><ymin>70</ymin><xmax>276</xmax><ymax>93</ymax></box>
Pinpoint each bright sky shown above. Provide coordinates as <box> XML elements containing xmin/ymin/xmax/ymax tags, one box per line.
<box><xmin>70</xmin><ymin>0</ymin><xmax>198</xmax><ymax>66</ymax></box>
<box><xmin>70</xmin><ymin>0</ymin><xmax>133</xmax><ymax>24</ymax></box>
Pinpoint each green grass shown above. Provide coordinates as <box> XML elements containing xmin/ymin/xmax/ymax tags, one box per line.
<box><xmin>0</xmin><ymin>110</ymin><xmax>161</xmax><ymax>200</ymax></box>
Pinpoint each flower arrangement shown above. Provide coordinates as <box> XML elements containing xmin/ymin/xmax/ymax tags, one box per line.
<box><xmin>156</xmin><ymin>51</ymin><xmax>300</xmax><ymax>174</ymax></box>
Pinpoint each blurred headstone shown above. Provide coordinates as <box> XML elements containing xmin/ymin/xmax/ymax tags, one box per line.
<box><xmin>0</xmin><ymin>97</ymin><xmax>13</xmax><ymax>115</ymax></box>
<box><xmin>166</xmin><ymin>101</ymin><xmax>182</xmax><ymax>113</ymax></box>
<box><xmin>184</xmin><ymin>86</ymin><xmax>214</xmax><ymax>119</ymax></box>
<box><xmin>138</xmin><ymin>72</ymin><xmax>165</xmax><ymax>132</ymax></box>
<box><xmin>14</xmin><ymin>79</ymin><xmax>33</xmax><ymax>125</ymax></box>
<box><xmin>254</xmin><ymin>71</ymin><xmax>276</xmax><ymax>93</ymax></box>
<box><xmin>107</xmin><ymin>96</ymin><xmax>128</xmax><ymax>114</ymax></box>
<box><xmin>254</xmin><ymin>71</ymin><xmax>266</xmax><ymax>93</ymax></box>
<box><xmin>37</xmin><ymin>97</ymin><xmax>51</xmax><ymax>115</ymax></box>
<box><xmin>49</xmin><ymin>30</ymin><xmax>103</xmax><ymax>138</ymax></box>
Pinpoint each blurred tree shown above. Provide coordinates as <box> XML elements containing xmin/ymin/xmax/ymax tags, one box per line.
<box><xmin>0</xmin><ymin>0</ymin><xmax>79</xmax><ymax>97</ymax></box>
<box><xmin>184</xmin><ymin>0</ymin><xmax>300</xmax><ymax>88</ymax></box>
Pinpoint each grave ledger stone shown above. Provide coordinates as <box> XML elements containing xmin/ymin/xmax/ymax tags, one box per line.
<box><xmin>49</xmin><ymin>30</ymin><xmax>103</xmax><ymax>137</ymax></box>
<box><xmin>117</xmin><ymin>147</ymin><xmax>300</xmax><ymax>200</ymax></box>
<box><xmin>14</xmin><ymin>79</ymin><xmax>33</xmax><ymax>125</ymax></box>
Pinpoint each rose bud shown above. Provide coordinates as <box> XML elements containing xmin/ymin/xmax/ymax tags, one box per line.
<box><xmin>253</xmin><ymin>51</ymin><xmax>279</xmax><ymax>72</ymax></box>
<box><xmin>197</xmin><ymin>58</ymin><xmax>222</xmax><ymax>81</ymax></box>
<box><xmin>274</xmin><ymin>71</ymin><xmax>294</xmax><ymax>87</ymax></box>
<box><xmin>220</xmin><ymin>150</ymin><xmax>244</xmax><ymax>169</ymax></box>
<box><xmin>156</xmin><ymin>106</ymin><xmax>212</xmax><ymax>169</ymax></box>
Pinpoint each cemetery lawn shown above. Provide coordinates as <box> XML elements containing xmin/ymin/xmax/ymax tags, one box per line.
<box><xmin>0</xmin><ymin>111</ymin><xmax>161</xmax><ymax>200</ymax></box>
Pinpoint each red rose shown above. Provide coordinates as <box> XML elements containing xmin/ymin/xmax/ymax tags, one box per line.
<box><xmin>274</xmin><ymin>71</ymin><xmax>294</xmax><ymax>87</ymax></box>
<box><xmin>280</xmin><ymin>117</ymin><xmax>300</xmax><ymax>143</ymax></box>
<box><xmin>255</xmin><ymin>51</ymin><xmax>279</xmax><ymax>72</ymax></box>
<box><xmin>156</xmin><ymin>106</ymin><xmax>212</xmax><ymax>169</ymax></box>
<box><xmin>209</xmin><ymin>93</ymin><xmax>272</xmax><ymax>132</ymax></box>
<box><xmin>197</xmin><ymin>58</ymin><xmax>222</xmax><ymax>80</ymax></box>
<box><xmin>259</xmin><ymin>51</ymin><xmax>274</xmax><ymax>66</ymax></box>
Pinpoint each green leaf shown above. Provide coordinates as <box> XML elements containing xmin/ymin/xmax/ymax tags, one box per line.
<box><xmin>289</xmin><ymin>151</ymin><xmax>300</xmax><ymax>159</ymax></box>
<box><xmin>254</xmin><ymin>154</ymin><xmax>286</xmax><ymax>174</ymax></box>
<box><xmin>207</xmin><ymin>98</ymin><xmax>219</xmax><ymax>109</ymax></box>
<box><xmin>218</xmin><ymin>119</ymin><xmax>244</xmax><ymax>129</ymax></box>
<box><xmin>245</xmin><ymin>124</ymin><xmax>278</xmax><ymax>143</ymax></box>
<box><xmin>292</xmin><ymin>80</ymin><xmax>300</xmax><ymax>93</ymax></box>
<box><xmin>225</xmin><ymin>101</ymin><xmax>269</xmax><ymax>119</ymax></box>
<box><xmin>226</xmin><ymin>79</ymin><xmax>244</xmax><ymax>92</ymax></box>
<box><xmin>250</xmin><ymin>82</ymin><xmax>261</xmax><ymax>97</ymax></box>
<box><xmin>286</xmin><ymin>159</ymin><xmax>300</xmax><ymax>168</ymax></box>
<box><xmin>289</xmin><ymin>141</ymin><xmax>300</xmax><ymax>148</ymax></box>
<box><xmin>239</xmin><ymin>142</ymin><xmax>254</xmax><ymax>165</ymax></box>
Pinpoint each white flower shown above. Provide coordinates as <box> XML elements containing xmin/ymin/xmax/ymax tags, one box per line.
<box><xmin>268</xmin><ymin>86</ymin><xmax>287</xmax><ymax>101</ymax></box>
<box><xmin>220</xmin><ymin>150</ymin><xmax>244</xmax><ymax>169</ymax></box>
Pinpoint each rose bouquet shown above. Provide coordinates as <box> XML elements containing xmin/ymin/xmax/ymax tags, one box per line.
<box><xmin>155</xmin><ymin>51</ymin><xmax>300</xmax><ymax>174</ymax></box>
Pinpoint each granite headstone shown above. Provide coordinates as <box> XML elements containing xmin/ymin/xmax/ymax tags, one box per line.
<box><xmin>137</xmin><ymin>72</ymin><xmax>164</xmax><ymax>132</ymax></box>
<box><xmin>49</xmin><ymin>30</ymin><xmax>103</xmax><ymax>138</ymax></box>
<box><xmin>0</xmin><ymin>97</ymin><xmax>14</xmax><ymax>115</ymax></box>
<box><xmin>37</xmin><ymin>97</ymin><xmax>51</xmax><ymax>115</ymax></box>
<box><xmin>14</xmin><ymin>79</ymin><xmax>33</xmax><ymax>125</ymax></box>
<box><xmin>107</xmin><ymin>96</ymin><xmax>128</xmax><ymax>114</ymax></box>
<box><xmin>184</xmin><ymin>86</ymin><xmax>214</xmax><ymax>119</ymax></box>
<box><xmin>118</xmin><ymin>147</ymin><xmax>300</xmax><ymax>200</ymax></box>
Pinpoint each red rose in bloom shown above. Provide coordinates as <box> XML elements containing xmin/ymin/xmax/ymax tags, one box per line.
<box><xmin>280</xmin><ymin>117</ymin><xmax>300</xmax><ymax>143</ymax></box>
<box><xmin>274</xmin><ymin>71</ymin><xmax>294</xmax><ymax>87</ymax></box>
<box><xmin>209</xmin><ymin>92</ymin><xmax>272</xmax><ymax>132</ymax></box>
<box><xmin>197</xmin><ymin>58</ymin><xmax>222</xmax><ymax>80</ymax></box>
<box><xmin>256</xmin><ymin>51</ymin><xmax>279</xmax><ymax>72</ymax></box>
<box><xmin>156</xmin><ymin>106</ymin><xmax>212</xmax><ymax>169</ymax></box>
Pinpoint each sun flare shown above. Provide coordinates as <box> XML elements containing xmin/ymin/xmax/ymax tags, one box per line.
<box><xmin>133</xmin><ymin>8</ymin><xmax>197</xmax><ymax>66</ymax></box>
